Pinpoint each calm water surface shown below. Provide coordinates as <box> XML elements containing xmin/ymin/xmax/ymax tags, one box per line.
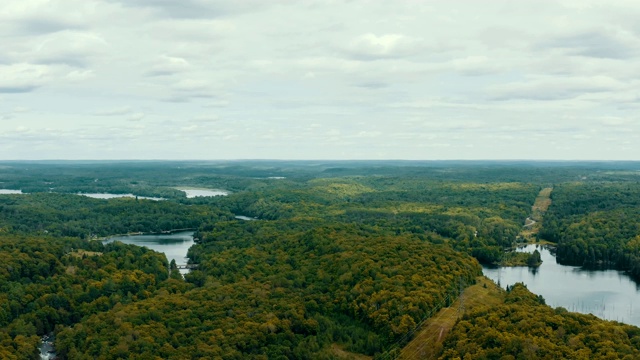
<box><xmin>79</xmin><ymin>193</ymin><xmax>165</xmax><ymax>201</ymax></box>
<box><xmin>0</xmin><ymin>189</ymin><xmax>23</xmax><ymax>194</ymax></box>
<box><xmin>178</xmin><ymin>188</ymin><xmax>228</xmax><ymax>198</ymax></box>
<box><xmin>235</xmin><ymin>215</ymin><xmax>258</xmax><ymax>221</ymax></box>
<box><xmin>483</xmin><ymin>244</ymin><xmax>640</xmax><ymax>326</ymax></box>
<box><xmin>104</xmin><ymin>231</ymin><xmax>194</xmax><ymax>274</ymax></box>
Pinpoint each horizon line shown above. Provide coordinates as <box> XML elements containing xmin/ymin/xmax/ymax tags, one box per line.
<box><xmin>1</xmin><ymin>159</ymin><xmax>640</xmax><ymax>162</ymax></box>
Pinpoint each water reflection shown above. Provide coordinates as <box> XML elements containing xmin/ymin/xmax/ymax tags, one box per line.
<box><xmin>0</xmin><ymin>189</ymin><xmax>23</xmax><ymax>194</ymax></box>
<box><xmin>79</xmin><ymin>193</ymin><xmax>165</xmax><ymax>201</ymax></box>
<box><xmin>483</xmin><ymin>244</ymin><xmax>640</xmax><ymax>326</ymax></box>
<box><xmin>177</xmin><ymin>188</ymin><xmax>228</xmax><ymax>198</ymax></box>
<box><xmin>235</xmin><ymin>215</ymin><xmax>258</xmax><ymax>221</ymax></box>
<box><xmin>104</xmin><ymin>231</ymin><xmax>194</xmax><ymax>275</ymax></box>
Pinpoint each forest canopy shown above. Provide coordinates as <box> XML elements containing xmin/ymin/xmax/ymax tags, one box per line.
<box><xmin>1</xmin><ymin>161</ymin><xmax>640</xmax><ymax>358</ymax></box>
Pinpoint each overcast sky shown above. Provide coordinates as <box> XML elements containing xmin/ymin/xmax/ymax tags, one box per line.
<box><xmin>1</xmin><ymin>0</ymin><xmax>640</xmax><ymax>160</ymax></box>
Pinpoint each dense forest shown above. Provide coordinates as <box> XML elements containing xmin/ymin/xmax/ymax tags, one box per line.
<box><xmin>0</xmin><ymin>235</ymin><xmax>177</xmax><ymax>359</ymax></box>
<box><xmin>56</xmin><ymin>221</ymin><xmax>480</xmax><ymax>358</ymax></box>
<box><xmin>0</xmin><ymin>193</ymin><xmax>233</xmax><ymax>238</ymax></box>
<box><xmin>539</xmin><ymin>182</ymin><xmax>640</xmax><ymax>279</ymax></box>
<box><xmin>440</xmin><ymin>283</ymin><xmax>640</xmax><ymax>359</ymax></box>
<box><xmin>1</xmin><ymin>161</ymin><xmax>640</xmax><ymax>358</ymax></box>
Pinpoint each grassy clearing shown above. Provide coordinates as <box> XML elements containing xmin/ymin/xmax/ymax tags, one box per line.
<box><xmin>396</xmin><ymin>276</ymin><xmax>504</xmax><ymax>359</ymax></box>
<box><xmin>330</xmin><ymin>344</ymin><xmax>373</xmax><ymax>360</ymax></box>
<box><xmin>531</xmin><ymin>187</ymin><xmax>553</xmax><ymax>221</ymax></box>
<box><xmin>518</xmin><ymin>187</ymin><xmax>553</xmax><ymax>244</ymax></box>
<box><xmin>69</xmin><ymin>249</ymin><xmax>103</xmax><ymax>258</ymax></box>
<box><xmin>441</xmin><ymin>183</ymin><xmax>529</xmax><ymax>191</ymax></box>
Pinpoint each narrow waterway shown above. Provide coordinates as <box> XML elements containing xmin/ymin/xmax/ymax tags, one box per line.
<box><xmin>483</xmin><ymin>244</ymin><xmax>640</xmax><ymax>326</ymax></box>
<box><xmin>39</xmin><ymin>333</ymin><xmax>54</xmax><ymax>360</ymax></box>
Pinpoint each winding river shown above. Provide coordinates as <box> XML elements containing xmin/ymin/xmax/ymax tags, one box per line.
<box><xmin>483</xmin><ymin>244</ymin><xmax>640</xmax><ymax>326</ymax></box>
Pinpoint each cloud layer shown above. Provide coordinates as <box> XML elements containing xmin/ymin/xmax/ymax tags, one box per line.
<box><xmin>1</xmin><ymin>0</ymin><xmax>640</xmax><ymax>160</ymax></box>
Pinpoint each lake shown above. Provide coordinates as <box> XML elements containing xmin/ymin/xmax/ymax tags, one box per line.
<box><xmin>0</xmin><ymin>189</ymin><xmax>23</xmax><ymax>194</ymax></box>
<box><xmin>79</xmin><ymin>193</ymin><xmax>165</xmax><ymax>201</ymax></box>
<box><xmin>483</xmin><ymin>244</ymin><xmax>640</xmax><ymax>326</ymax></box>
<box><xmin>235</xmin><ymin>215</ymin><xmax>258</xmax><ymax>221</ymax></box>
<box><xmin>103</xmin><ymin>231</ymin><xmax>195</xmax><ymax>275</ymax></box>
<box><xmin>177</xmin><ymin>188</ymin><xmax>229</xmax><ymax>198</ymax></box>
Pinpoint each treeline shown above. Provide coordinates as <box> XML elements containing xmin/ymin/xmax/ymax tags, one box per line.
<box><xmin>219</xmin><ymin>178</ymin><xmax>540</xmax><ymax>265</ymax></box>
<box><xmin>0</xmin><ymin>193</ymin><xmax>233</xmax><ymax>238</ymax></box>
<box><xmin>0</xmin><ymin>235</ymin><xmax>186</xmax><ymax>359</ymax></box>
<box><xmin>539</xmin><ymin>182</ymin><xmax>640</xmax><ymax>278</ymax></box>
<box><xmin>0</xmin><ymin>161</ymin><xmax>298</xmax><ymax>197</ymax></box>
<box><xmin>440</xmin><ymin>283</ymin><xmax>640</xmax><ymax>359</ymax></box>
<box><xmin>56</xmin><ymin>220</ymin><xmax>481</xmax><ymax>358</ymax></box>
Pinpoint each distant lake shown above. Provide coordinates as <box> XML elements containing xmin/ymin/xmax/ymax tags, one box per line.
<box><xmin>79</xmin><ymin>193</ymin><xmax>165</xmax><ymax>201</ymax></box>
<box><xmin>178</xmin><ymin>188</ymin><xmax>229</xmax><ymax>198</ymax></box>
<box><xmin>235</xmin><ymin>215</ymin><xmax>258</xmax><ymax>221</ymax></box>
<box><xmin>0</xmin><ymin>189</ymin><xmax>23</xmax><ymax>194</ymax></box>
<box><xmin>483</xmin><ymin>244</ymin><xmax>640</xmax><ymax>326</ymax></box>
<box><xmin>104</xmin><ymin>231</ymin><xmax>194</xmax><ymax>274</ymax></box>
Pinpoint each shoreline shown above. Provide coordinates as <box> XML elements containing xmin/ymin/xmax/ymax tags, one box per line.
<box><xmin>94</xmin><ymin>228</ymin><xmax>196</xmax><ymax>241</ymax></box>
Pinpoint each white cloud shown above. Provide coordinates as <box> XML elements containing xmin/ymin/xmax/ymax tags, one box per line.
<box><xmin>30</xmin><ymin>31</ymin><xmax>109</xmax><ymax>67</ymax></box>
<box><xmin>540</xmin><ymin>28</ymin><xmax>640</xmax><ymax>59</ymax></box>
<box><xmin>489</xmin><ymin>76</ymin><xmax>625</xmax><ymax>101</ymax></box>
<box><xmin>600</xmin><ymin>117</ymin><xmax>632</xmax><ymax>126</ymax></box>
<box><xmin>0</xmin><ymin>63</ymin><xmax>51</xmax><ymax>93</ymax></box>
<box><xmin>451</xmin><ymin>56</ymin><xmax>501</xmax><ymax>76</ymax></box>
<box><xmin>0</xmin><ymin>0</ymin><xmax>639</xmax><ymax>160</ymax></box>
<box><xmin>93</xmin><ymin>107</ymin><xmax>133</xmax><ymax>116</ymax></box>
<box><xmin>127</xmin><ymin>113</ymin><xmax>145</xmax><ymax>121</ymax></box>
<box><xmin>146</xmin><ymin>55</ymin><xmax>191</xmax><ymax>76</ymax></box>
<box><xmin>346</xmin><ymin>33</ymin><xmax>423</xmax><ymax>60</ymax></box>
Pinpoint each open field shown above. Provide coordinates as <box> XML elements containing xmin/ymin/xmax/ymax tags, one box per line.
<box><xmin>397</xmin><ymin>276</ymin><xmax>504</xmax><ymax>359</ymax></box>
<box><xmin>531</xmin><ymin>187</ymin><xmax>553</xmax><ymax>220</ymax></box>
<box><xmin>331</xmin><ymin>344</ymin><xmax>373</xmax><ymax>360</ymax></box>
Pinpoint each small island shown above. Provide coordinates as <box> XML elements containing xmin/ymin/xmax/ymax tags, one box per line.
<box><xmin>499</xmin><ymin>249</ymin><xmax>543</xmax><ymax>267</ymax></box>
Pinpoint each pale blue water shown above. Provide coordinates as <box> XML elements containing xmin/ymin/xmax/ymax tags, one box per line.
<box><xmin>235</xmin><ymin>215</ymin><xmax>258</xmax><ymax>221</ymax></box>
<box><xmin>483</xmin><ymin>244</ymin><xmax>640</xmax><ymax>326</ymax></box>
<box><xmin>104</xmin><ymin>231</ymin><xmax>194</xmax><ymax>274</ymax></box>
<box><xmin>178</xmin><ymin>189</ymin><xmax>228</xmax><ymax>198</ymax></box>
<box><xmin>79</xmin><ymin>193</ymin><xmax>165</xmax><ymax>201</ymax></box>
<box><xmin>0</xmin><ymin>189</ymin><xmax>23</xmax><ymax>194</ymax></box>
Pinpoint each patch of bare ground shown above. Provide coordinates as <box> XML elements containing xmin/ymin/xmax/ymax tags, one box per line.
<box><xmin>330</xmin><ymin>344</ymin><xmax>372</xmax><ymax>360</ymax></box>
<box><xmin>396</xmin><ymin>276</ymin><xmax>504</xmax><ymax>360</ymax></box>
<box><xmin>531</xmin><ymin>187</ymin><xmax>553</xmax><ymax>221</ymax></box>
<box><xmin>65</xmin><ymin>265</ymin><xmax>77</xmax><ymax>275</ymax></box>
<box><xmin>69</xmin><ymin>250</ymin><xmax>103</xmax><ymax>258</ymax></box>
<box><xmin>517</xmin><ymin>188</ymin><xmax>553</xmax><ymax>244</ymax></box>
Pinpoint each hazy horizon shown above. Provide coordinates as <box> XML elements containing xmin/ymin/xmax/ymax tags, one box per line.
<box><xmin>2</xmin><ymin>1</ymin><xmax>640</xmax><ymax>160</ymax></box>
<box><xmin>1</xmin><ymin>158</ymin><xmax>639</xmax><ymax>163</ymax></box>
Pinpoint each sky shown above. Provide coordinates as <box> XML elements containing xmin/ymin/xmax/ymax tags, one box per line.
<box><xmin>1</xmin><ymin>0</ymin><xmax>640</xmax><ymax>160</ymax></box>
